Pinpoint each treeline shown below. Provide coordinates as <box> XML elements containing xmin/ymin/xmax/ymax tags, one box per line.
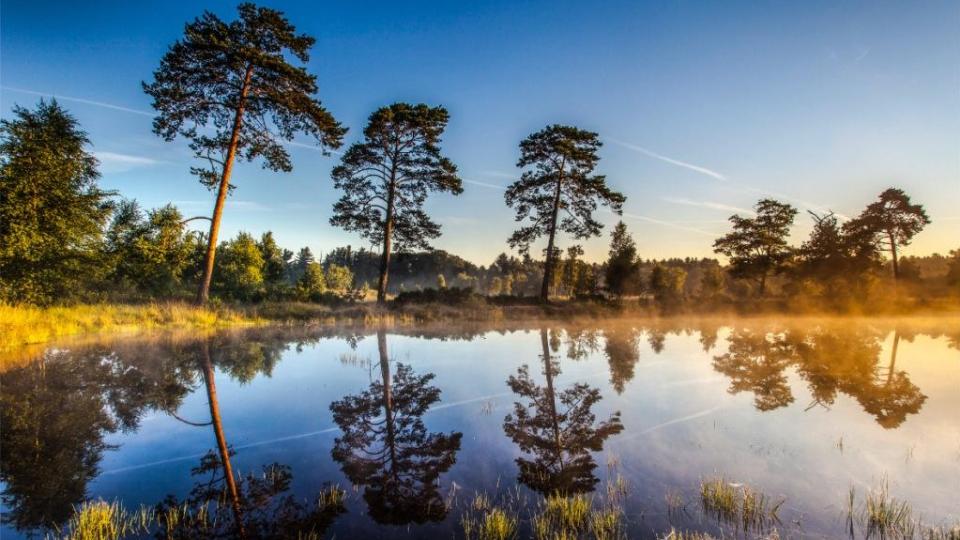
<box><xmin>2</xmin><ymin>3</ymin><xmax>958</xmax><ymax>312</ymax></box>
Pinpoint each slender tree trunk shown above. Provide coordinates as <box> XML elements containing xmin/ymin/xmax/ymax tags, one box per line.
<box><xmin>889</xmin><ymin>231</ymin><xmax>900</xmax><ymax>280</ymax></box>
<box><xmin>540</xmin><ymin>328</ymin><xmax>564</xmax><ymax>471</ymax></box>
<box><xmin>758</xmin><ymin>272</ymin><xmax>767</xmax><ymax>297</ymax></box>
<box><xmin>886</xmin><ymin>330</ymin><xmax>900</xmax><ymax>386</ymax></box>
<box><xmin>196</xmin><ymin>64</ymin><xmax>254</xmax><ymax>305</ymax></box>
<box><xmin>200</xmin><ymin>341</ymin><xmax>246</xmax><ymax>538</ymax></box>
<box><xmin>377</xmin><ymin>329</ymin><xmax>398</xmax><ymax>479</ymax></box>
<box><xmin>377</xmin><ymin>180</ymin><xmax>396</xmax><ymax>304</ymax></box>
<box><xmin>540</xmin><ymin>174</ymin><xmax>564</xmax><ymax>303</ymax></box>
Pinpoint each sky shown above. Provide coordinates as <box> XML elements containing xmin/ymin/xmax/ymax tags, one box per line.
<box><xmin>2</xmin><ymin>0</ymin><xmax>958</xmax><ymax>265</ymax></box>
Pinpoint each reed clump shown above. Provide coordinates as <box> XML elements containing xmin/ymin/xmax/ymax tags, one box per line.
<box><xmin>699</xmin><ymin>477</ymin><xmax>783</xmax><ymax>531</ymax></box>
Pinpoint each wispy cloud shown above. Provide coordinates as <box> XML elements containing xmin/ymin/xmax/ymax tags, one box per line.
<box><xmin>481</xmin><ymin>170</ymin><xmax>516</xmax><ymax>180</ymax></box>
<box><xmin>1</xmin><ymin>85</ymin><xmax>154</xmax><ymax>116</ymax></box>
<box><xmin>282</xmin><ymin>139</ymin><xmax>343</xmax><ymax>156</ymax></box>
<box><xmin>462</xmin><ymin>178</ymin><xmax>508</xmax><ymax>191</ymax></box>
<box><xmin>94</xmin><ymin>151</ymin><xmax>165</xmax><ymax>172</ymax></box>
<box><xmin>618</xmin><ymin>210</ymin><xmax>719</xmax><ymax>237</ymax></box>
<box><xmin>663</xmin><ymin>196</ymin><xmax>754</xmax><ymax>216</ymax></box>
<box><xmin>607</xmin><ymin>138</ymin><xmax>728</xmax><ymax>181</ymax></box>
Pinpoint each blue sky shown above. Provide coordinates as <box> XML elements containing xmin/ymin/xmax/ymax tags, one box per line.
<box><xmin>2</xmin><ymin>0</ymin><xmax>958</xmax><ymax>264</ymax></box>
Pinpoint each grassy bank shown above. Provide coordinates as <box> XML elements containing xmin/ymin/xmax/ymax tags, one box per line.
<box><xmin>0</xmin><ymin>302</ymin><xmax>262</xmax><ymax>354</ymax></box>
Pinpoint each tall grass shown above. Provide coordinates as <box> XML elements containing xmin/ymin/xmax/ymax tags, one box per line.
<box><xmin>699</xmin><ymin>477</ymin><xmax>783</xmax><ymax>531</ymax></box>
<box><xmin>0</xmin><ymin>302</ymin><xmax>258</xmax><ymax>356</ymax></box>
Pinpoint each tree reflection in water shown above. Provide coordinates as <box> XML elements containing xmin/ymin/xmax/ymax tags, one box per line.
<box><xmin>503</xmin><ymin>328</ymin><xmax>623</xmax><ymax>495</ymax></box>
<box><xmin>329</xmin><ymin>328</ymin><xmax>462</xmax><ymax>525</ymax></box>
<box><xmin>713</xmin><ymin>327</ymin><xmax>926</xmax><ymax>427</ymax></box>
<box><xmin>0</xmin><ymin>345</ymin><xmax>194</xmax><ymax>532</ymax></box>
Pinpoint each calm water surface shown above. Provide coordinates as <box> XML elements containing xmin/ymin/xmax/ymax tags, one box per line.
<box><xmin>2</xmin><ymin>318</ymin><xmax>958</xmax><ymax>538</ymax></box>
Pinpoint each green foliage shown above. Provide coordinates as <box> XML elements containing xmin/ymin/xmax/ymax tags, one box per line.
<box><xmin>713</xmin><ymin>199</ymin><xmax>798</xmax><ymax>296</ymax></box>
<box><xmin>330</xmin><ymin>102</ymin><xmax>463</xmax><ymax>302</ymax></box>
<box><xmin>605</xmin><ymin>221</ymin><xmax>639</xmax><ymax>297</ymax></box>
<box><xmin>105</xmin><ymin>200</ymin><xmax>197</xmax><ymax>297</ymax></box>
<box><xmin>324</xmin><ymin>263</ymin><xmax>354</xmax><ymax>293</ymax></box>
<box><xmin>649</xmin><ymin>264</ymin><xmax>687</xmax><ymax>311</ymax></box>
<box><xmin>505</xmin><ymin>124</ymin><xmax>625</xmax><ymax>301</ymax></box>
<box><xmin>295</xmin><ymin>262</ymin><xmax>326</xmax><ymax>301</ymax></box>
<box><xmin>0</xmin><ymin>100</ymin><xmax>113</xmax><ymax>304</ymax></box>
<box><xmin>213</xmin><ymin>232</ymin><xmax>265</xmax><ymax>301</ymax></box>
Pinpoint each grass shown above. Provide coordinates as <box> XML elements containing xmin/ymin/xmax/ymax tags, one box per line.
<box><xmin>699</xmin><ymin>477</ymin><xmax>783</xmax><ymax>531</ymax></box>
<box><xmin>51</xmin><ymin>500</ymin><xmax>152</xmax><ymax>540</ymax></box>
<box><xmin>0</xmin><ymin>302</ymin><xmax>258</xmax><ymax>356</ymax></box>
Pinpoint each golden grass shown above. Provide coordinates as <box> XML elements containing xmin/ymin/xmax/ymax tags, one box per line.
<box><xmin>0</xmin><ymin>302</ymin><xmax>260</xmax><ymax>357</ymax></box>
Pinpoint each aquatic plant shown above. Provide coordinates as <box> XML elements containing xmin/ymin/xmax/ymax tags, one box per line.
<box><xmin>699</xmin><ymin>477</ymin><xmax>783</xmax><ymax>531</ymax></box>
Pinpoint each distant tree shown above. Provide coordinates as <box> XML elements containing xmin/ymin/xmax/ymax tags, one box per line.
<box><xmin>295</xmin><ymin>262</ymin><xmax>326</xmax><ymax>301</ymax></box>
<box><xmin>505</xmin><ymin>125</ymin><xmax>625</xmax><ymax>302</ymax></box>
<box><xmin>946</xmin><ymin>249</ymin><xmax>960</xmax><ymax>292</ymax></box>
<box><xmin>605</xmin><ymin>221</ymin><xmax>638</xmax><ymax>298</ymax></box>
<box><xmin>118</xmin><ymin>204</ymin><xmax>195</xmax><ymax>296</ymax></box>
<box><xmin>257</xmin><ymin>232</ymin><xmax>288</xmax><ymax>292</ymax></box>
<box><xmin>0</xmin><ymin>100</ymin><xmax>112</xmax><ymax>304</ymax></box>
<box><xmin>330</xmin><ymin>103</ymin><xmax>463</xmax><ymax>304</ymax></box>
<box><xmin>289</xmin><ymin>247</ymin><xmax>315</xmax><ymax>283</ymax></box>
<box><xmin>213</xmin><ymin>232</ymin><xmax>265</xmax><ymax>301</ymax></box>
<box><xmin>324</xmin><ymin>263</ymin><xmax>354</xmax><ymax>293</ymax></box>
<box><xmin>698</xmin><ymin>264</ymin><xmax>726</xmax><ymax>302</ymax></box>
<box><xmin>559</xmin><ymin>245</ymin><xmax>584</xmax><ymax>298</ymax></box>
<box><xmin>144</xmin><ymin>3</ymin><xmax>345</xmax><ymax>304</ymax></box>
<box><xmin>843</xmin><ymin>188</ymin><xmax>930</xmax><ymax>280</ymax></box>
<box><xmin>713</xmin><ymin>199</ymin><xmax>798</xmax><ymax>296</ymax></box>
<box><xmin>649</xmin><ymin>264</ymin><xmax>687</xmax><ymax>312</ymax></box>
<box><xmin>436</xmin><ymin>274</ymin><xmax>447</xmax><ymax>290</ymax></box>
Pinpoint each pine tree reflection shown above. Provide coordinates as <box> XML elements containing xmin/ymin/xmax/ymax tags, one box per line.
<box><xmin>329</xmin><ymin>329</ymin><xmax>462</xmax><ymax>525</ymax></box>
<box><xmin>712</xmin><ymin>328</ymin><xmax>796</xmax><ymax>411</ymax></box>
<box><xmin>603</xmin><ymin>327</ymin><xmax>640</xmax><ymax>394</ymax></box>
<box><xmin>503</xmin><ymin>328</ymin><xmax>623</xmax><ymax>495</ymax></box>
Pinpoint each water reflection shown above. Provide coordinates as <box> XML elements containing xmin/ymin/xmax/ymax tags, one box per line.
<box><xmin>0</xmin><ymin>320</ymin><xmax>956</xmax><ymax>539</ymax></box>
<box><xmin>713</xmin><ymin>327</ymin><xmax>927</xmax><ymax>427</ymax></box>
<box><xmin>329</xmin><ymin>328</ymin><xmax>462</xmax><ymax>525</ymax></box>
<box><xmin>503</xmin><ymin>328</ymin><xmax>624</xmax><ymax>495</ymax></box>
<box><xmin>0</xmin><ymin>345</ymin><xmax>193</xmax><ymax>531</ymax></box>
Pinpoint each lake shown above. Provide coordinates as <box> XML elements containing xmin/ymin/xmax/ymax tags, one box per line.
<box><xmin>2</xmin><ymin>318</ymin><xmax>958</xmax><ymax>539</ymax></box>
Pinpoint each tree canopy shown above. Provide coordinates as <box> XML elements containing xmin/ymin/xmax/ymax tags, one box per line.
<box><xmin>505</xmin><ymin>125</ymin><xmax>625</xmax><ymax>301</ymax></box>
<box><xmin>713</xmin><ymin>199</ymin><xmax>798</xmax><ymax>296</ymax></box>
<box><xmin>843</xmin><ymin>188</ymin><xmax>930</xmax><ymax>279</ymax></box>
<box><xmin>0</xmin><ymin>100</ymin><xmax>113</xmax><ymax>304</ymax></box>
<box><xmin>330</xmin><ymin>103</ymin><xmax>462</xmax><ymax>303</ymax></box>
<box><xmin>144</xmin><ymin>2</ymin><xmax>345</xmax><ymax>303</ymax></box>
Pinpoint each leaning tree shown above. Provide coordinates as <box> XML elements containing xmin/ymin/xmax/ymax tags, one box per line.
<box><xmin>843</xmin><ymin>188</ymin><xmax>930</xmax><ymax>280</ymax></box>
<box><xmin>330</xmin><ymin>103</ymin><xmax>462</xmax><ymax>303</ymax></box>
<box><xmin>144</xmin><ymin>3</ymin><xmax>346</xmax><ymax>304</ymax></box>
<box><xmin>505</xmin><ymin>125</ymin><xmax>625</xmax><ymax>302</ymax></box>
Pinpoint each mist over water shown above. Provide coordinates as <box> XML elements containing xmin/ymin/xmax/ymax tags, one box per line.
<box><xmin>2</xmin><ymin>318</ymin><xmax>958</xmax><ymax>539</ymax></box>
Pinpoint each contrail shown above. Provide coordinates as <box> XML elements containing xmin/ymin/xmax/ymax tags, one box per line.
<box><xmin>462</xmin><ymin>178</ymin><xmax>508</xmax><ymax>191</ymax></box>
<box><xmin>607</xmin><ymin>138</ymin><xmax>727</xmax><ymax>181</ymax></box>
<box><xmin>1</xmin><ymin>85</ymin><xmax>154</xmax><ymax>116</ymax></box>
<box><xmin>663</xmin><ymin>197</ymin><xmax>754</xmax><ymax>216</ymax></box>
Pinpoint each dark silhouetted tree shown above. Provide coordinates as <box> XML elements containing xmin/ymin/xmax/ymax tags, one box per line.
<box><xmin>503</xmin><ymin>329</ymin><xmax>623</xmax><ymax>495</ymax></box>
<box><xmin>843</xmin><ymin>188</ymin><xmax>930</xmax><ymax>279</ymax></box>
<box><xmin>330</xmin><ymin>103</ymin><xmax>463</xmax><ymax>304</ymax></box>
<box><xmin>329</xmin><ymin>330</ymin><xmax>462</xmax><ymax>524</ymax></box>
<box><xmin>505</xmin><ymin>125</ymin><xmax>625</xmax><ymax>302</ymax></box>
<box><xmin>605</xmin><ymin>221</ymin><xmax>638</xmax><ymax>298</ymax></box>
<box><xmin>144</xmin><ymin>3</ymin><xmax>345</xmax><ymax>304</ymax></box>
<box><xmin>713</xmin><ymin>199</ymin><xmax>798</xmax><ymax>296</ymax></box>
<box><xmin>649</xmin><ymin>264</ymin><xmax>687</xmax><ymax>312</ymax></box>
<box><xmin>0</xmin><ymin>100</ymin><xmax>112</xmax><ymax>304</ymax></box>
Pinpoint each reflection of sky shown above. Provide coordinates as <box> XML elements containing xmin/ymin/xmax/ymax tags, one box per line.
<box><xmin>4</xmin><ymin>323</ymin><xmax>958</xmax><ymax>538</ymax></box>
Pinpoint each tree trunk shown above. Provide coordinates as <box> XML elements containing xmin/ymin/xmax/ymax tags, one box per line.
<box><xmin>886</xmin><ymin>330</ymin><xmax>900</xmax><ymax>386</ymax></box>
<box><xmin>758</xmin><ymin>272</ymin><xmax>767</xmax><ymax>297</ymax></box>
<box><xmin>195</xmin><ymin>64</ymin><xmax>255</xmax><ymax>305</ymax></box>
<box><xmin>378</xmin><ymin>329</ymin><xmax>397</xmax><ymax>477</ymax></box>
<box><xmin>200</xmin><ymin>341</ymin><xmax>246</xmax><ymax>538</ymax></box>
<box><xmin>377</xmin><ymin>179</ymin><xmax>397</xmax><ymax>304</ymax></box>
<box><xmin>540</xmin><ymin>174</ymin><xmax>564</xmax><ymax>303</ymax></box>
<box><xmin>540</xmin><ymin>328</ymin><xmax>564</xmax><ymax>471</ymax></box>
<box><xmin>889</xmin><ymin>231</ymin><xmax>900</xmax><ymax>280</ymax></box>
